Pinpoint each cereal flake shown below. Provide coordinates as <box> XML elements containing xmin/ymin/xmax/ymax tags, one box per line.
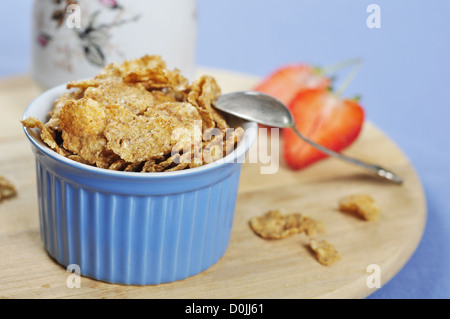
<box><xmin>309</xmin><ymin>239</ymin><xmax>341</xmax><ymax>266</ymax></box>
<box><xmin>339</xmin><ymin>194</ymin><xmax>380</xmax><ymax>221</ymax></box>
<box><xmin>0</xmin><ymin>176</ymin><xmax>16</xmax><ymax>202</ymax></box>
<box><xmin>249</xmin><ymin>209</ymin><xmax>324</xmax><ymax>239</ymax></box>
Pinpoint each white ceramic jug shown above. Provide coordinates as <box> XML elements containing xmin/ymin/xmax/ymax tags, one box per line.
<box><xmin>30</xmin><ymin>0</ymin><xmax>197</xmax><ymax>89</ymax></box>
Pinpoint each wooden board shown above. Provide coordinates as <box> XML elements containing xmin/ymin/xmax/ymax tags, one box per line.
<box><xmin>0</xmin><ymin>70</ymin><xmax>426</xmax><ymax>299</ymax></box>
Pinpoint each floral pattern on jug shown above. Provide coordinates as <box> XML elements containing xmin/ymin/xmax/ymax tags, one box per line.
<box><xmin>31</xmin><ymin>0</ymin><xmax>197</xmax><ymax>89</ymax></box>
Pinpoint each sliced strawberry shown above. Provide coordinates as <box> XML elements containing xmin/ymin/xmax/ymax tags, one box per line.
<box><xmin>254</xmin><ymin>64</ymin><xmax>330</xmax><ymax>106</ymax></box>
<box><xmin>283</xmin><ymin>88</ymin><xmax>364</xmax><ymax>170</ymax></box>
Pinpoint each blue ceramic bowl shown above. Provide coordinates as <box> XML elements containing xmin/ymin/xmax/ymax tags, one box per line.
<box><xmin>22</xmin><ymin>84</ymin><xmax>257</xmax><ymax>285</ymax></box>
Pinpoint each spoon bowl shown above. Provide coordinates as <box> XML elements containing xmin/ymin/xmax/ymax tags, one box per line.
<box><xmin>216</xmin><ymin>91</ymin><xmax>294</xmax><ymax>128</ymax></box>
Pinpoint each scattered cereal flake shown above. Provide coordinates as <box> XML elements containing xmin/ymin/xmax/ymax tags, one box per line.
<box><xmin>309</xmin><ymin>239</ymin><xmax>341</xmax><ymax>266</ymax></box>
<box><xmin>0</xmin><ymin>176</ymin><xmax>17</xmax><ymax>202</ymax></box>
<box><xmin>249</xmin><ymin>209</ymin><xmax>323</xmax><ymax>239</ymax></box>
<box><xmin>339</xmin><ymin>194</ymin><xmax>380</xmax><ymax>221</ymax></box>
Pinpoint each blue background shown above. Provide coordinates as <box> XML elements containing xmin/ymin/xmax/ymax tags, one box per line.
<box><xmin>1</xmin><ymin>0</ymin><xmax>449</xmax><ymax>298</ymax></box>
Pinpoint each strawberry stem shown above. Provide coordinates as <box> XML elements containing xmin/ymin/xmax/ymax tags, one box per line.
<box><xmin>319</xmin><ymin>57</ymin><xmax>363</xmax><ymax>76</ymax></box>
<box><xmin>335</xmin><ymin>60</ymin><xmax>363</xmax><ymax>97</ymax></box>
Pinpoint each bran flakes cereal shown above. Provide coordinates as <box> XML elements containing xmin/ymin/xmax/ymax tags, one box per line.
<box><xmin>21</xmin><ymin>55</ymin><xmax>244</xmax><ymax>172</ymax></box>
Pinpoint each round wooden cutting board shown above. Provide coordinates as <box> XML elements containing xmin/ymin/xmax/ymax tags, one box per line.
<box><xmin>0</xmin><ymin>69</ymin><xmax>426</xmax><ymax>299</ymax></box>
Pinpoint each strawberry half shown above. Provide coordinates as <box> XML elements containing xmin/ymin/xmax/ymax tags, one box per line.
<box><xmin>283</xmin><ymin>88</ymin><xmax>364</xmax><ymax>170</ymax></box>
<box><xmin>254</xmin><ymin>64</ymin><xmax>330</xmax><ymax>106</ymax></box>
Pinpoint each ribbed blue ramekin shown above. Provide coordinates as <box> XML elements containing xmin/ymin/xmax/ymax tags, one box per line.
<box><xmin>22</xmin><ymin>84</ymin><xmax>257</xmax><ymax>285</ymax></box>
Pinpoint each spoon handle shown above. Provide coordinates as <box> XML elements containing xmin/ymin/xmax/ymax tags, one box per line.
<box><xmin>291</xmin><ymin>126</ymin><xmax>403</xmax><ymax>184</ymax></box>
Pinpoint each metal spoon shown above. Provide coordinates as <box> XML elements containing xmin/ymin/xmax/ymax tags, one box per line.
<box><xmin>214</xmin><ymin>91</ymin><xmax>403</xmax><ymax>184</ymax></box>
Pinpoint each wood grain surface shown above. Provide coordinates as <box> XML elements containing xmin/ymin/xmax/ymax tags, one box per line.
<box><xmin>0</xmin><ymin>70</ymin><xmax>426</xmax><ymax>299</ymax></box>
